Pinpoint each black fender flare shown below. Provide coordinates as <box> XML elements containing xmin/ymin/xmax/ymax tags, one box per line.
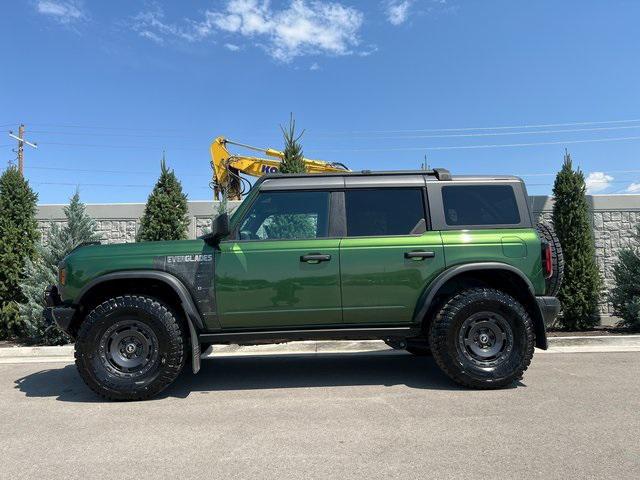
<box><xmin>77</xmin><ymin>271</ymin><xmax>204</xmax><ymax>373</ymax></box>
<box><xmin>413</xmin><ymin>262</ymin><xmax>547</xmax><ymax>350</ymax></box>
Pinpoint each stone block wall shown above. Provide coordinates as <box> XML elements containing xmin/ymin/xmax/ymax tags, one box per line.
<box><xmin>37</xmin><ymin>195</ymin><xmax>640</xmax><ymax>325</ymax></box>
<box><xmin>530</xmin><ymin>195</ymin><xmax>640</xmax><ymax>323</ymax></box>
<box><xmin>37</xmin><ymin>201</ymin><xmax>241</xmax><ymax>245</ymax></box>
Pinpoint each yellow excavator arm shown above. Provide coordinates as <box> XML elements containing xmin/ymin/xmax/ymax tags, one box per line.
<box><xmin>210</xmin><ymin>136</ymin><xmax>349</xmax><ymax>200</ymax></box>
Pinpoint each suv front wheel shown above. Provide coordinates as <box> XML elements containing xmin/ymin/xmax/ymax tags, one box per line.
<box><xmin>75</xmin><ymin>295</ymin><xmax>186</xmax><ymax>401</ymax></box>
<box><xmin>429</xmin><ymin>288</ymin><xmax>535</xmax><ymax>389</ymax></box>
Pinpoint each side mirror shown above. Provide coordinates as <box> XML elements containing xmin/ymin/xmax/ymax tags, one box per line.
<box><xmin>206</xmin><ymin>213</ymin><xmax>230</xmax><ymax>244</ymax></box>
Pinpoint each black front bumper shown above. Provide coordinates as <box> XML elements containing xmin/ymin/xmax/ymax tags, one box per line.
<box><xmin>44</xmin><ymin>285</ymin><xmax>77</xmax><ymax>337</ymax></box>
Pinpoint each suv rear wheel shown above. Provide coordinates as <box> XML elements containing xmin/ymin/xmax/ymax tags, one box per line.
<box><xmin>75</xmin><ymin>295</ymin><xmax>186</xmax><ymax>401</ymax></box>
<box><xmin>429</xmin><ymin>288</ymin><xmax>535</xmax><ymax>389</ymax></box>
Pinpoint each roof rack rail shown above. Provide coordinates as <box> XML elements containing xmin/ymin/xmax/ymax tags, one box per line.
<box><xmin>432</xmin><ymin>168</ymin><xmax>452</xmax><ymax>181</ymax></box>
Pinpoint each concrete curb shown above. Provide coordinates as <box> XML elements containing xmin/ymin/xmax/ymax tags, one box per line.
<box><xmin>1</xmin><ymin>336</ymin><xmax>639</xmax><ymax>364</ymax></box>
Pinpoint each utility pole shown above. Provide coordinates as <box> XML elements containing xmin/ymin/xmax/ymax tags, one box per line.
<box><xmin>17</xmin><ymin>124</ymin><xmax>24</xmax><ymax>174</ymax></box>
<box><xmin>8</xmin><ymin>124</ymin><xmax>38</xmax><ymax>175</ymax></box>
<box><xmin>421</xmin><ymin>154</ymin><xmax>430</xmax><ymax>171</ymax></box>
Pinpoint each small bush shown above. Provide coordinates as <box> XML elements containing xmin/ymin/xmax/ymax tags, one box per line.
<box><xmin>18</xmin><ymin>190</ymin><xmax>100</xmax><ymax>345</ymax></box>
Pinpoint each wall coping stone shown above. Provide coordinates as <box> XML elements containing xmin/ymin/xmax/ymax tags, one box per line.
<box><xmin>530</xmin><ymin>194</ymin><xmax>640</xmax><ymax>213</ymax></box>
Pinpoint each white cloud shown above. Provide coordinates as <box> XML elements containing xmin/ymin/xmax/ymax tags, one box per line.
<box><xmin>139</xmin><ymin>30</ymin><xmax>164</xmax><ymax>45</ymax></box>
<box><xmin>384</xmin><ymin>1</ymin><xmax>413</xmax><ymax>25</ymax></box>
<box><xmin>206</xmin><ymin>0</ymin><xmax>272</xmax><ymax>35</ymax></box>
<box><xmin>626</xmin><ymin>182</ymin><xmax>640</xmax><ymax>193</ymax></box>
<box><xmin>384</xmin><ymin>0</ymin><xmax>454</xmax><ymax>25</ymax></box>
<box><xmin>585</xmin><ymin>172</ymin><xmax>614</xmax><ymax>194</ymax></box>
<box><xmin>35</xmin><ymin>0</ymin><xmax>86</xmax><ymax>24</ymax></box>
<box><xmin>131</xmin><ymin>7</ymin><xmax>200</xmax><ymax>43</ymax></box>
<box><xmin>310</xmin><ymin>62</ymin><xmax>320</xmax><ymax>70</ymax></box>
<box><xmin>225</xmin><ymin>43</ymin><xmax>241</xmax><ymax>51</ymax></box>
<box><xmin>133</xmin><ymin>0</ymin><xmax>364</xmax><ymax>62</ymax></box>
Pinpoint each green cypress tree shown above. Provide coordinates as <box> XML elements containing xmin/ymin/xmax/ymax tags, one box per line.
<box><xmin>19</xmin><ymin>190</ymin><xmax>100</xmax><ymax>344</ymax></box>
<box><xmin>137</xmin><ymin>155</ymin><xmax>189</xmax><ymax>242</ymax></box>
<box><xmin>267</xmin><ymin>115</ymin><xmax>315</xmax><ymax>239</ymax></box>
<box><xmin>0</xmin><ymin>167</ymin><xmax>40</xmax><ymax>339</ymax></box>
<box><xmin>279</xmin><ymin>113</ymin><xmax>307</xmax><ymax>174</ymax></box>
<box><xmin>552</xmin><ymin>151</ymin><xmax>602</xmax><ymax>329</ymax></box>
<box><xmin>609</xmin><ymin>225</ymin><xmax>640</xmax><ymax>330</ymax></box>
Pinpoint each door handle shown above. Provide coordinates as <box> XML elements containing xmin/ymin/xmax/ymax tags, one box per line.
<box><xmin>300</xmin><ymin>254</ymin><xmax>332</xmax><ymax>263</ymax></box>
<box><xmin>404</xmin><ymin>251</ymin><xmax>436</xmax><ymax>260</ymax></box>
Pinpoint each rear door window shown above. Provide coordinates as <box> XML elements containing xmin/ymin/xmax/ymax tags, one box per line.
<box><xmin>441</xmin><ymin>185</ymin><xmax>520</xmax><ymax>226</ymax></box>
<box><xmin>345</xmin><ymin>188</ymin><xmax>426</xmax><ymax>237</ymax></box>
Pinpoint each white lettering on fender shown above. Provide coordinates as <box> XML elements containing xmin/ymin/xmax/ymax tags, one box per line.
<box><xmin>166</xmin><ymin>254</ymin><xmax>213</xmax><ymax>263</ymax></box>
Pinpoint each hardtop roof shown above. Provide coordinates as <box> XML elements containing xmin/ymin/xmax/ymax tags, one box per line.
<box><xmin>255</xmin><ymin>169</ymin><xmax>524</xmax><ymax>190</ymax></box>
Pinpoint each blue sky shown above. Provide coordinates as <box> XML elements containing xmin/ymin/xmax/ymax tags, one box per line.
<box><xmin>2</xmin><ymin>0</ymin><xmax>640</xmax><ymax>204</ymax></box>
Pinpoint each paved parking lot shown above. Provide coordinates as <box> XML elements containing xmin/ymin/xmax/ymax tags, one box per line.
<box><xmin>1</xmin><ymin>351</ymin><xmax>639</xmax><ymax>479</ymax></box>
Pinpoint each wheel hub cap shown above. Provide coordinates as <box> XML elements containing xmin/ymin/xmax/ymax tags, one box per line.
<box><xmin>458</xmin><ymin>312</ymin><xmax>513</xmax><ymax>365</ymax></box>
<box><xmin>98</xmin><ymin>320</ymin><xmax>159</xmax><ymax>378</ymax></box>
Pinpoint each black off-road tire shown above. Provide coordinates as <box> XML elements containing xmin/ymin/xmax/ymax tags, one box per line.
<box><xmin>429</xmin><ymin>288</ymin><xmax>535</xmax><ymax>389</ymax></box>
<box><xmin>535</xmin><ymin>222</ymin><xmax>564</xmax><ymax>297</ymax></box>
<box><xmin>75</xmin><ymin>295</ymin><xmax>186</xmax><ymax>401</ymax></box>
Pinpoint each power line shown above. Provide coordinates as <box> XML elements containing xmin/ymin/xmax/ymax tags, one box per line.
<box><xmin>26</xmin><ymin>123</ymin><xmax>191</xmax><ymax>133</ymax></box>
<box><xmin>32</xmin><ymin>181</ymin><xmax>155</xmax><ymax>188</ymax></box>
<box><xmin>28</xmin><ymin>178</ymin><xmax>639</xmax><ymax>191</ymax></box>
<box><xmin>32</xmin><ymin>133</ymin><xmax>640</xmax><ymax>153</ymax></box>
<box><xmin>346</xmin><ymin>124</ymin><xmax>640</xmax><ymax>140</ymax></box>
<box><xmin>25</xmin><ymin>164</ymin><xmax>640</xmax><ymax>179</ymax></box>
<box><xmin>315</xmin><ymin>117</ymin><xmax>640</xmax><ymax>136</ymax></box>
<box><xmin>37</xmin><ymin>141</ymin><xmax>201</xmax><ymax>151</ymax></box>
<box><xmin>31</xmin><ymin>181</ymin><xmax>211</xmax><ymax>189</ymax></box>
<box><xmin>23</xmin><ymin>162</ymin><xmax>640</xmax><ymax>193</ymax></box>
<box><xmin>527</xmin><ymin>178</ymin><xmax>640</xmax><ymax>186</ymax></box>
<box><xmin>26</xmin><ymin>165</ymin><xmax>205</xmax><ymax>177</ymax></box>
<box><xmin>518</xmin><ymin>169</ymin><xmax>640</xmax><ymax>177</ymax></box>
<box><xmin>28</xmin><ymin>130</ymin><xmax>196</xmax><ymax>140</ymax></box>
<box><xmin>311</xmin><ymin>135</ymin><xmax>640</xmax><ymax>153</ymax></box>
<box><xmin>25</xmin><ymin>116</ymin><xmax>640</xmax><ymax>137</ymax></box>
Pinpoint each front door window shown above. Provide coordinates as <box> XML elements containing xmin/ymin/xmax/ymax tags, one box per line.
<box><xmin>238</xmin><ymin>191</ymin><xmax>330</xmax><ymax>240</ymax></box>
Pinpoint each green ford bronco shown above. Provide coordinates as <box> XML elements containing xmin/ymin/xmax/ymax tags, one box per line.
<box><xmin>45</xmin><ymin>169</ymin><xmax>562</xmax><ymax>400</ymax></box>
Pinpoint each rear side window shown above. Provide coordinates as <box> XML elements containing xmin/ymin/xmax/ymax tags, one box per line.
<box><xmin>442</xmin><ymin>185</ymin><xmax>520</xmax><ymax>226</ymax></box>
<box><xmin>345</xmin><ymin>188</ymin><xmax>426</xmax><ymax>237</ymax></box>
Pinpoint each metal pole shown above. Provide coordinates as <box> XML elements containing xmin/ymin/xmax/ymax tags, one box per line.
<box><xmin>17</xmin><ymin>124</ymin><xmax>24</xmax><ymax>175</ymax></box>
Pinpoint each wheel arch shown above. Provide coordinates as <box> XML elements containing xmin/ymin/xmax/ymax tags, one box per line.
<box><xmin>73</xmin><ymin>271</ymin><xmax>204</xmax><ymax>372</ymax></box>
<box><xmin>414</xmin><ymin>263</ymin><xmax>547</xmax><ymax>350</ymax></box>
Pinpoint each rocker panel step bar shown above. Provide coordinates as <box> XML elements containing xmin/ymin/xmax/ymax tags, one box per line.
<box><xmin>198</xmin><ymin>326</ymin><xmax>418</xmax><ymax>344</ymax></box>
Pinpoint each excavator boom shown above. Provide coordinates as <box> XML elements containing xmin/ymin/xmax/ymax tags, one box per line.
<box><xmin>210</xmin><ymin>136</ymin><xmax>349</xmax><ymax>200</ymax></box>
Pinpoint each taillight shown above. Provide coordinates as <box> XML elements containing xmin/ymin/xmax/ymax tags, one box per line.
<box><xmin>542</xmin><ymin>243</ymin><xmax>553</xmax><ymax>279</ymax></box>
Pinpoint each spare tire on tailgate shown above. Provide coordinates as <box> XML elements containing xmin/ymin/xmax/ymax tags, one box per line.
<box><xmin>535</xmin><ymin>222</ymin><xmax>564</xmax><ymax>297</ymax></box>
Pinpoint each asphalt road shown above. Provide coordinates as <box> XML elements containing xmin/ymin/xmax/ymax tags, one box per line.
<box><xmin>1</xmin><ymin>351</ymin><xmax>639</xmax><ymax>479</ymax></box>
